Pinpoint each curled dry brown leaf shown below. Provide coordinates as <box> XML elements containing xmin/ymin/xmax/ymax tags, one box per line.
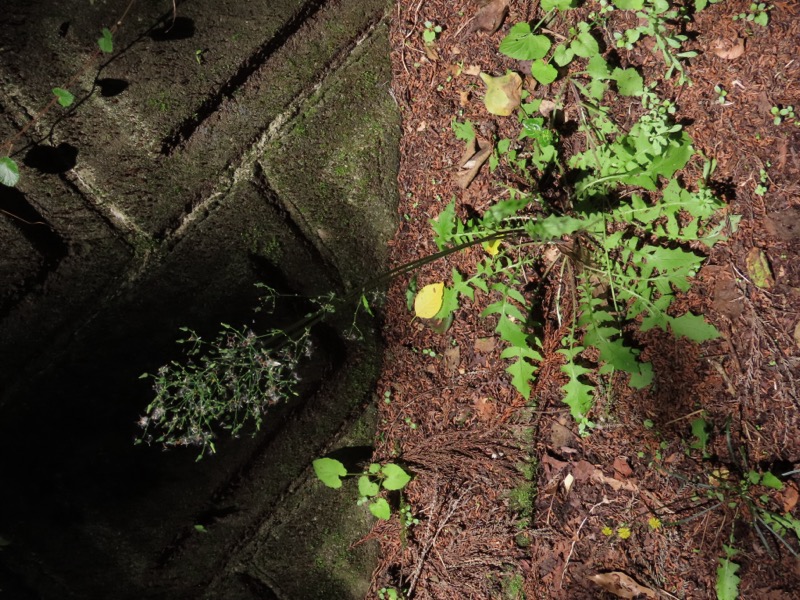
<box><xmin>588</xmin><ymin>572</ymin><xmax>657</xmax><ymax>599</ymax></box>
<box><xmin>711</xmin><ymin>36</ymin><xmax>745</xmax><ymax>60</ymax></box>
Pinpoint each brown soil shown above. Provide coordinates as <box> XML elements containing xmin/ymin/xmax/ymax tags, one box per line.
<box><xmin>365</xmin><ymin>1</ymin><xmax>800</xmax><ymax>598</ymax></box>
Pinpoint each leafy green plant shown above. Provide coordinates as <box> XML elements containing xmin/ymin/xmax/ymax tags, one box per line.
<box><xmin>312</xmin><ymin>457</ymin><xmax>413</xmax><ymax>520</ymax></box>
<box><xmin>732</xmin><ymin>2</ymin><xmax>771</xmax><ymax>27</ymax></box>
<box><xmin>770</xmin><ymin>104</ymin><xmax>797</xmax><ymax>125</ymax></box>
<box><xmin>1</xmin><ymin>20</ymin><xmax>117</xmax><ymax>188</ymax></box>
<box><xmin>422</xmin><ymin>20</ymin><xmax>442</xmax><ymax>45</ymax></box>
<box><xmin>714</xmin><ymin>85</ymin><xmax>729</xmax><ymax>106</ymax></box>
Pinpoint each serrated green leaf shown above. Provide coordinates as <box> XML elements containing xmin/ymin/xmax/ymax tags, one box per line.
<box><xmin>358</xmin><ymin>475</ymin><xmax>380</xmax><ymax>497</ymax></box>
<box><xmin>52</xmin><ymin>87</ymin><xmax>74</xmax><ymax>108</ymax></box>
<box><xmin>499</xmin><ymin>23</ymin><xmax>551</xmax><ymax>60</ymax></box>
<box><xmin>98</xmin><ymin>27</ymin><xmax>113</xmax><ymax>53</ymax></box>
<box><xmin>312</xmin><ymin>458</ymin><xmax>347</xmax><ymax>489</ymax></box>
<box><xmin>558</xmin><ymin>349</ymin><xmax>594</xmax><ymax>420</ymax></box>
<box><xmin>431</xmin><ymin>200</ymin><xmax>457</xmax><ymax>249</ymax></box>
<box><xmin>611</xmin><ymin>67</ymin><xmax>643</xmax><ymax>96</ymax></box>
<box><xmin>452</xmin><ymin>118</ymin><xmax>476</xmax><ymax>143</ymax></box>
<box><xmin>501</xmin><ymin>350</ymin><xmax>537</xmax><ymax>399</ymax></box>
<box><xmin>0</xmin><ymin>157</ymin><xmax>20</xmax><ymax>187</ymax></box>
<box><xmin>668</xmin><ymin>312</ymin><xmax>720</xmax><ymax>342</ymax></box>
<box><xmin>716</xmin><ymin>555</ymin><xmax>740</xmax><ymax>600</ymax></box>
<box><xmin>381</xmin><ymin>463</ymin><xmax>412</xmax><ymax>490</ymax></box>
<box><xmin>525</xmin><ymin>214</ymin><xmax>589</xmax><ymax>240</ymax></box>
<box><xmin>530</xmin><ymin>60</ymin><xmax>558</xmax><ymax>85</ymax></box>
<box><xmin>369</xmin><ymin>498</ymin><xmax>391</xmax><ymax>520</ymax></box>
<box><xmin>586</xmin><ymin>53</ymin><xmax>610</xmax><ymax>79</ymax></box>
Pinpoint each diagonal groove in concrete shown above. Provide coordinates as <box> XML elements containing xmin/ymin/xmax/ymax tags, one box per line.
<box><xmin>159</xmin><ymin>0</ymin><xmax>329</xmax><ymax>156</ymax></box>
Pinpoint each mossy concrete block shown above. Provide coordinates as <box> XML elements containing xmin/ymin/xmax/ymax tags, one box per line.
<box><xmin>259</xmin><ymin>20</ymin><xmax>399</xmax><ymax>289</ymax></box>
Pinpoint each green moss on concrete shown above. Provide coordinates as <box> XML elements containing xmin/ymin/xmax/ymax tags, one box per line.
<box><xmin>260</xmin><ymin>21</ymin><xmax>399</xmax><ymax>289</ymax></box>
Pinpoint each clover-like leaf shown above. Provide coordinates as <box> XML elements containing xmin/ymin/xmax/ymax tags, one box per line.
<box><xmin>479</xmin><ymin>71</ymin><xmax>522</xmax><ymax>116</ymax></box>
<box><xmin>414</xmin><ymin>282</ymin><xmax>444</xmax><ymax>318</ymax></box>
<box><xmin>369</xmin><ymin>498</ymin><xmax>391</xmax><ymax>520</ymax></box>
<box><xmin>381</xmin><ymin>463</ymin><xmax>412</xmax><ymax>490</ymax></box>
<box><xmin>52</xmin><ymin>87</ymin><xmax>75</xmax><ymax>108</ymax></box>
<box><xmin>0</xmin><ymin>157</ymin><xmax>20</xmax><ymax>187</ymax></box>
<box><xmin>312</xmin><ymin>457</ymin><xmax>347</xmax><ymax>489</ymax></box>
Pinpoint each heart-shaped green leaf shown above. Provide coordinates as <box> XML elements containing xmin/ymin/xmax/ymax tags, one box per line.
<box><xmin>530</xmin><ymin>61</ymin><xmax>558</xmax><ymax>85</ymax></box>
<box><xmin>52</xmin><ymin>87</ymin><xmax>75</xmax><ymax>108</ymax></box>
<box><xmin>499</xmin><ymin>23</ymin><xmax>551</xmax><ymax>60</ymax></box>
<box><xmin>358</xmin><ymin>475</ymin><xmax>380</xmax><ymax>497</ymax></box>
<box><xmin>312</xmin><ymin>457</ymin><xmax>347</xmax><ymax>489</ymax></box>
<box><xmin>369</xmin><ymin>498</ymin><xmax>391</xmax><ymax>520</ymax></box>
<box><xmin>381</xmin><ymin>463</ymin><xmax>412</xmax><ymax>490</ymax></box>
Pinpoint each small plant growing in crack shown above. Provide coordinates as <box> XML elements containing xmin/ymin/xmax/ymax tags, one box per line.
<box><xmin>312</xmin><ymin>457</ymin><xmax>413</xmax><ymax>520</ymax></box>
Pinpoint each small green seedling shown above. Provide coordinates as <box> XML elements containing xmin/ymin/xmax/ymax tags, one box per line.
<box><xmin>716</xmin><ymin>544</ymin><xmax>741</xmax><ymax>600</ymax></box>
<box><xmin>732</xmin><ymin>3</ymin><xmax>771</xmax><ymax>27</ymax></box>
<box><xmin>754</xmin><ymin>163</ymin><xmax>770</xmax><ymax>196</ymax></box>
<box><xmin>422</xmin><ymin>21</ymin><xmax>442</xmax><ymax>45</ymax></box>
<box><xmin>194</xmin><ymin>49</ymin><xmax>206</xmax><ymax>64</ymax></box>
<box><xmin>714</xmin><ymin>85</ymin><xmax>729</xmax><ymax>106</ymax></box>
<box><xmin>770</xmin><ymin>105</ymin><xmax>796</xmax><ymax>125</ymax></box>
<box><xmin>313</xmin><ymin>458</ymin><xmax>412</xmax><ymax>520</ymax></box>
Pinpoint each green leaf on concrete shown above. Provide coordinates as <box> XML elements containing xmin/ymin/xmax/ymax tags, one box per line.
<box><xmin>98</xmin><ymin>28</ymin><xmax>113</xmax><ymax>53</ymax></box>
<box><xmin>480</xmin><ymin>71</ymin><xmax>523</xmax><ymax>116</ymax></box>
<box><xmin>530</xmin><ymin>60</ymin><xmax>558</xmax><ymax>85</ymax></box>
<box><xmin>358</xmin><ymin>475</ymin><xmax>380</xmax><ymax>497</ymax></box>
<box><xmin>499</xmin><ymin>23</ymin><xmax>551</xmax><ymax>60</ymax></box>
<box><xmin>52</xmin><ymin>87</ymin><xmax>74</xmax><ymax>108</ymax></box>
<box><xmin>0</xmin><ymin>157</ymin><xmax>20</xmax><ymax>187</ymax></box>
<box><xmin>369</xmin><ymin>498</ymin><xmax>391</xmax><ymax>520</ymax></box>
<box><xmin>381</xmin><ymin>463</ymin><xmax>412</xmax><ymax>490</ymax></box>
<box><xmin>312</xmin><ymin>457</ymin><xmax>347</xmax><ymax>489</ymax></box>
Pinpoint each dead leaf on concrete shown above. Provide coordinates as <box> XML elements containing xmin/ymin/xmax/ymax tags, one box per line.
<box><xmin>711</xmin><ymin>36</ymin><xmax>745</xmax><ymax>60</ymax></box>
<box><xmin>455</xmin><ymin>135</ymin><xmax>493</xmax><ymax>188</ymax></box>
<box><xmin>588</xmin><ymin>572</ymin><xmax>656</xmax><ymax>599</ymax></box>
<box><xmin>472</xmin><ymin>0</ymin><xmax>509</xmax><ymax>34</ymax></box>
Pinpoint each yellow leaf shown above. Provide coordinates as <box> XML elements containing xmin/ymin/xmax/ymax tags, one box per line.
<box><xmin>479</xmin><ymin>71</ymin><xmax>522</xmax><ymax>116</ymax></box>
<box><xmin>482</xmin><ymin>239</ymin><xmax>501</xmax><ymax>256</ymax></box>
<box><xmin>414</xmin><ymin>283</ymin><xmax>444</xmax><ymax>319</ymax></box>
